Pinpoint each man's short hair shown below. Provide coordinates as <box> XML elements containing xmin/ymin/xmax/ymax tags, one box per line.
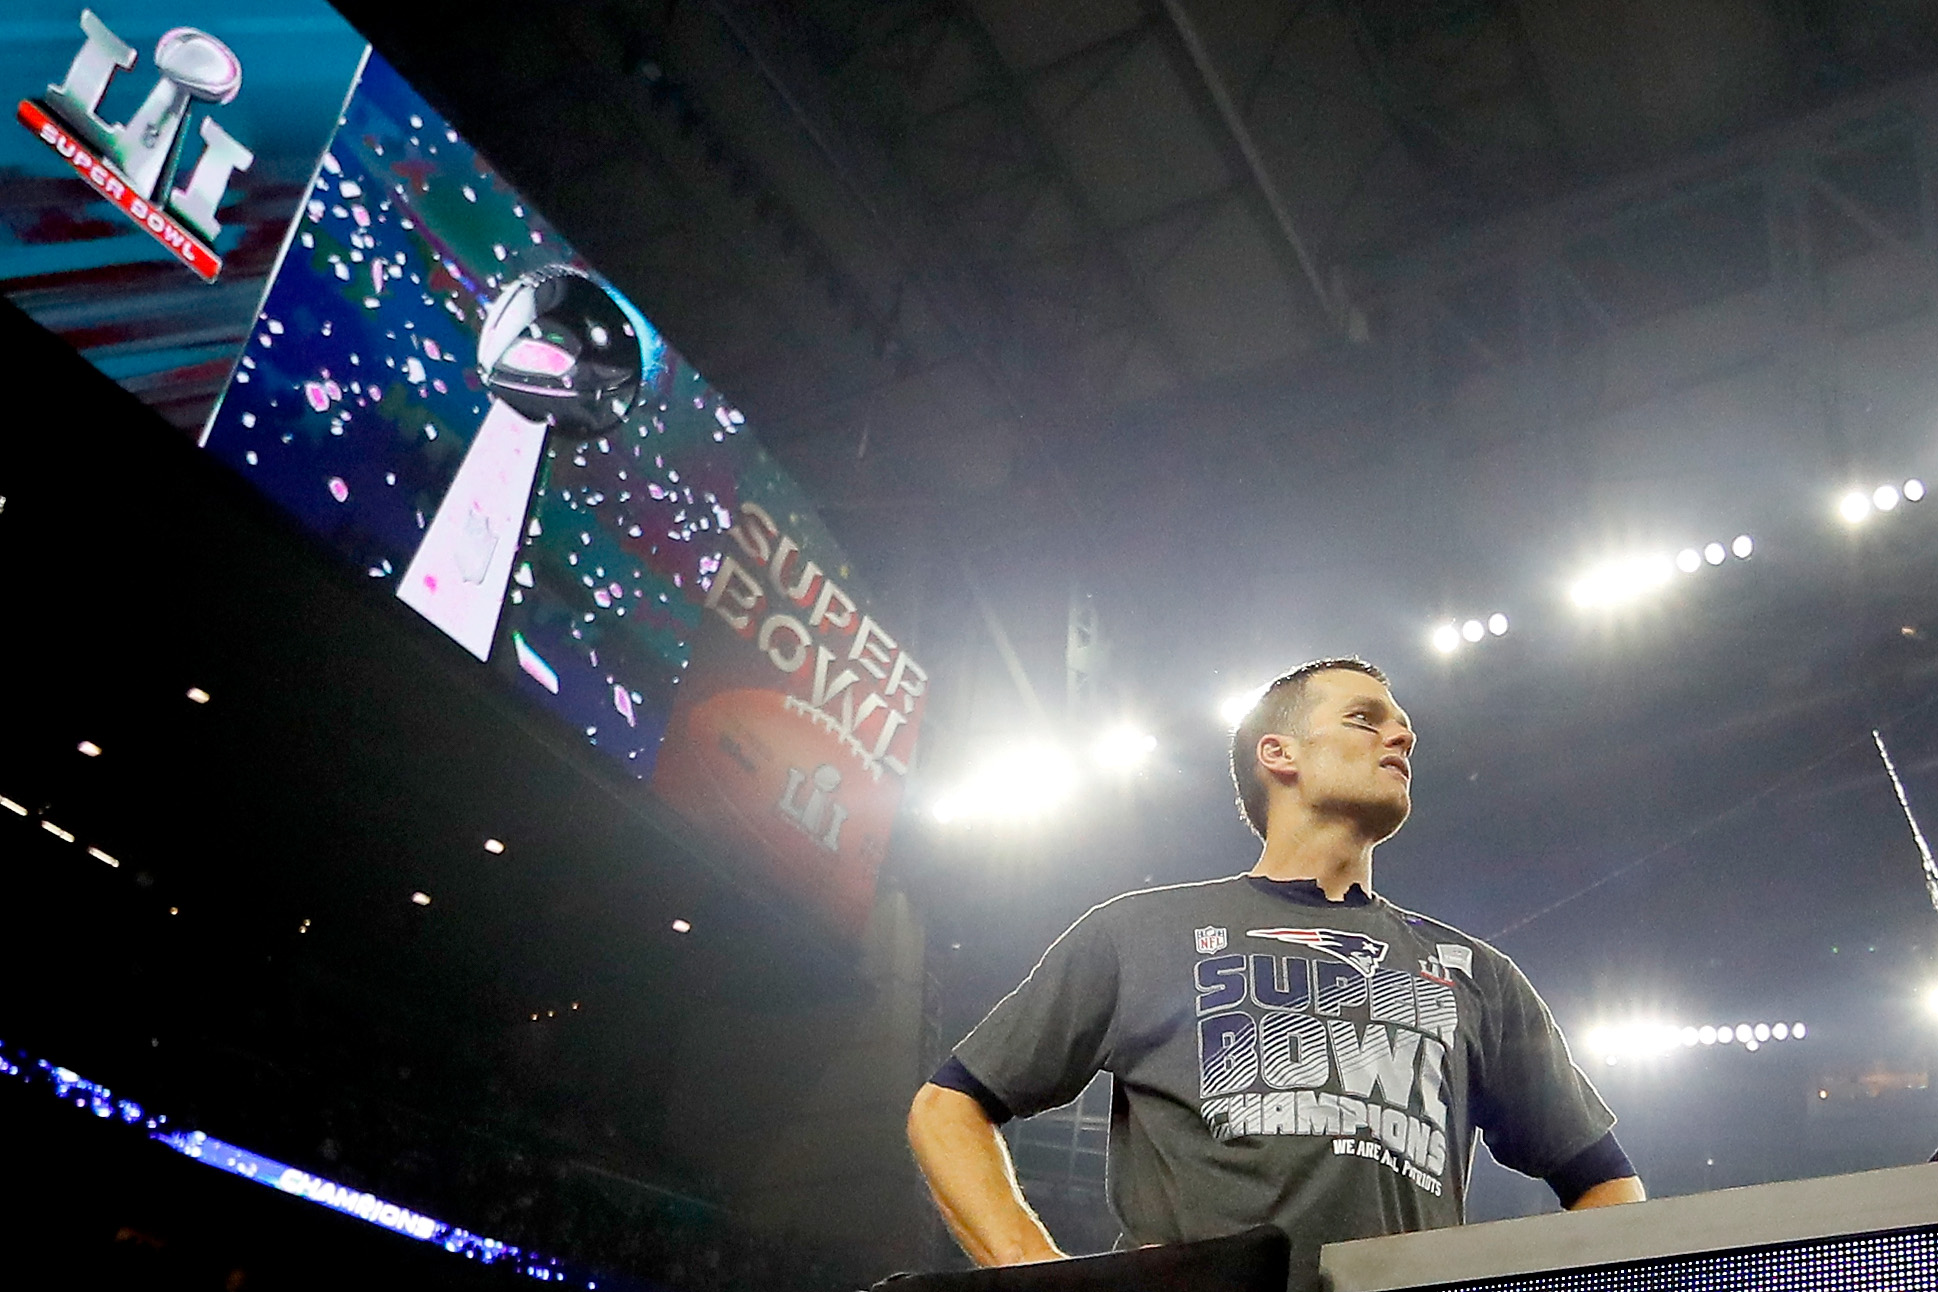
<box><xmin>1228</xmin><ymin>657</ymin><xmax>1390</xmax><ymax>839</ymax></box>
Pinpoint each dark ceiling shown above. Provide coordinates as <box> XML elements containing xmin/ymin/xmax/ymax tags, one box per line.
<box><xmin>329</xmin><ymin>0</ymin><xmax>1938</xmax><ymax>505</ymax></box>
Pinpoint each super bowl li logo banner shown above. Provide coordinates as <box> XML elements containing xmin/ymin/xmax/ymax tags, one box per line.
<box><xmin>651</xmin><ymin>480</ymin><xmax>928</xmax><ymax>937</ymax></box>
<box><xmin>17</xmin><ymin>8</ymin><xmax>253</xmax><ymax>281</ymax></box>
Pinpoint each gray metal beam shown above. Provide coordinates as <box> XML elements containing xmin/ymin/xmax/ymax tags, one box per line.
<box><xmin>1148</xmin><ymin>0</ymin><xmax>1344</xmax><ymax>332</ymax></box>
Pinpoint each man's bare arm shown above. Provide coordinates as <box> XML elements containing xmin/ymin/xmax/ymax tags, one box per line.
<box><xmin>1567</xmin><ymin>1176</ymin><xmax>1645</xmax><ymax>1209</ymax></box>
<box><xmin>907</xmin><ymin>1083</ymin><xmax>1066</xmax><ymax>1266</ymax></box>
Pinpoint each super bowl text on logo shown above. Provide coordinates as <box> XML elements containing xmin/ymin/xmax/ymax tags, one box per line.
<box><xmin>1195</xmin><ymin>926</ymin><xmax>1228</xmax><ymax>955</ymax></box>
<box><xmin>1192</xmin><ymin>931</ymin><xmax>1456</xmax><ymax>1198</ymax></box>
<box><xmin>18</xmin><ymin>9</ymin><xmax>256</xmax><ymax>282</ymax></box>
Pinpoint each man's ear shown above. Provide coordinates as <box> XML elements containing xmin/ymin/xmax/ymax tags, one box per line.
<box><xmin>1256</xmin><ymin>732</ymin><xmax>1298</xmax><ymax>781</ymax></box>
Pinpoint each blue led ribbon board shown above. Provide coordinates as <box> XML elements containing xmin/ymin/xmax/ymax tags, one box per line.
<box><xmin>2</xmin><ymin>1040</ymin><xmax>604</xmax><ymax>1287</ymax></box>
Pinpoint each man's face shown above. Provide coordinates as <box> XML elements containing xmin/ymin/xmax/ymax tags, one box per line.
<box><xmin>1274</xmin><ymin>670</ymin><xmax>1416</xmax><ymax>840</ymax></box>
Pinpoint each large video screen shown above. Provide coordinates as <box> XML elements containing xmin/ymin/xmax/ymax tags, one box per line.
<box><xmin>3</xmin><ymin>3</ymin><xmax>925</xmax><ymax>934</ymax></box>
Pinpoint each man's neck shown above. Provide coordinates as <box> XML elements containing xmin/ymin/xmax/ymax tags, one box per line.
<box><xmin>1249</xmin><ymin>813</ymin><xmax>1376</xmax><ymax>900</ymax></box>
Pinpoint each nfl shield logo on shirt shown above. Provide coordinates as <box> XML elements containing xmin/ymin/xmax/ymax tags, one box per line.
<box><xmin>1194</xmin><ymin>926</ymin><xmax>1228</xmax><ymax>955</ymax></box>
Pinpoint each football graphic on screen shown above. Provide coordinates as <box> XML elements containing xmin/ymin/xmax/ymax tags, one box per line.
<box><xmin>477</xmin><ymin>266</ymin><xmax>642</xmax><ymax>432</ymax></box>
<box><xmin>652</xmin><ymin>687</ymin><xmax>894</xmax><ymax>935</ymax></box>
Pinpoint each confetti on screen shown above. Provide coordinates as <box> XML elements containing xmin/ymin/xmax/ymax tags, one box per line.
<box><xmin>201</xmin><ymin>52</ymin><xmax>759</xmax><ymax>777</ymax></box>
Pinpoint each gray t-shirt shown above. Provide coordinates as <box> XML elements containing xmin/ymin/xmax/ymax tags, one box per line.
<box><xmin>952</xmin><ymin>875</ymin><xmax>1614</xmax><ymax>1291</ymax></box>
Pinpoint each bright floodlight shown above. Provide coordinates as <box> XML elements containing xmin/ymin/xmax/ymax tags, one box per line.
<box><xmin>1219</xmin><ymin>684</ymin><xmax>1269</xmax><ymax>727</ymax></box>
<box><xmin>186</xmin><ymin>686</ymin><xmax>211</xmax><ymax>704</ymax></box>
<box><xmin>1698</xmin><ymin>1025</ymin><xmax>1717</xmax><ymax>1044</ymax></box>
<box><xmin>1568</xmin><ymin>554</ymin><xmax>1675</xmax><ymax>609</ymax></box>
<box><xmin>1794</xmin><ymin>1022</ymin><xmax>1806</xmax><ymax>1037</ymax></box>
<box><xmin>1906</xmin><ymin>479</ymin><xmax>1927</xmax><ymax>502</ymax></box>
<box><xmin>1676</xmin><ymin>548</ymin><xmax>1702</xmax><ymax>573</ymax></box>
<box><xmin>1753</xmin><ymin>1022</ymin><xmax>1771</xmax><ymax>1042</ymax></box>
<box><xmin>1924</xmin><ymin>985</ymin><xmax>1938</xmax><ymax>1019</ymax></box>
<box><xmin>1734</xmin><ymin>1023</ymin><xmax>1753</xmax><ymax>1043</ymax></box>
<box><xmin>1773</xmin><ymin>1022</ymin><xmax>1789</xmax><ymax>1039</ymax></box>
<box><xmin>1487</xmin><ymin>613</ymin><xmax>1508</xmax><ymax>636</ymax></box>
<box><xmin>1703</xmin><ymin>542</ymin><xmax>1726</xmax><ymax>566</ymax></box>
<box><xmin>1875</xmin><ymin>484</ymin><xmax>1901</xmax><ymax>511</ymax></box>
<box><xmin>410</xmin><ymin>891</ymin><xmax>431</xmax><ymax>906</ymax></box>
<box><xmin>1840</xmin><ymin>490</ymin><xmax>1873</xmax><ymax>523</ymax></box>
<box><xmin>1731</xmin><ymin>534</ymin><xmax>1753</xmax><ymax>559</ymax></box>
<box><xmin>1430</xmin><ymin>623</ymin><xmax>1461</xmax><ymax>654</ymax></box>
<box><xmin>671</xmin><ymin>918</ymin><xmax>692</xmax><ymax>934</ymax></box>
<box><xmin>1091</xmin><ymin>725</ymin><xmax>1158</xmax><ymax>771</ymax></box>
<box><xmin>1461</xmin><ymin>619</ymin><xmax>1484</xmax><ymax>643</ymax></box>
<box><xmin>77</xmin><ymin>740</ymin><xmax>102</xmax><ymax>757</ymax></box>
<box><xmin>932</xmin><ymin>742</ymin><xmax>1078</xmax><ymax>826</ymax></box>
<box><xmin>1583</xmin><ymin>1020</ymin><xmax>1685</xmax><ymax>1063</ymax></box>
<box><xmin>483</xmin><ymin>838</ymin><xmax>506</xmax><ymax>854</ymax></box>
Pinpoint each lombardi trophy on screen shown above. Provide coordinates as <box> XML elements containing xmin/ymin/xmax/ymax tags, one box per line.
<box><xmin>398</xmin><ymin>265</ymin><xmax>643</xmax><ymax>660</ymax></box>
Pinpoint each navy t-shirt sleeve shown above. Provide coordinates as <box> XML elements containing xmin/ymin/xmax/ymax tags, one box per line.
<box><xmin>928</xmin><ymin>1055</ymin><xmax>1015</xmax><ymax>1125</ymax></box>
<box><xmin>1471</xmin><ymin>951</ymin><xmax>1616</xmax><ymax>1180</ymax></box>
<box><xmin>950</xmin><ymin>905</ymin><xmax>1120</xmax><ymax>1121</ymax></box>
<box><xmin>1545</xmin><ymin>1130</ymin><xmax>1636</xmax><ymax>1206</ymax></box>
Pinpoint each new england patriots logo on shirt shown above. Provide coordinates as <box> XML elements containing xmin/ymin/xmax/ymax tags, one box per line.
<box><xmin>1246</xmin><ymin>927</ymin><xmax>1389</xmax><ymax>977</ymax></box>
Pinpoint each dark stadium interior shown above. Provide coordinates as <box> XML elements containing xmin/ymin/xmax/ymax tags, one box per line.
<box><xmin>8</xmin><ymin>0</ymin><xmax>1938</xmax><ymax>1287</ymax></box>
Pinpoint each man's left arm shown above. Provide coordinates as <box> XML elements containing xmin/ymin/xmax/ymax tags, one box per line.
<box><xmin>1474</xmin><ymin>954</ymin><xmax>1646</xmax><ymax>1210</ymax></box>
<box><xmin>1545</xmin><ymin>1127</ymin><xmax>1644</xmax><ymax>1209</ymax></box>
<box><xmin>1569</xmin><ymin>1177</ymin><xmax>1646</xmax><ymax>1209</ymax></box>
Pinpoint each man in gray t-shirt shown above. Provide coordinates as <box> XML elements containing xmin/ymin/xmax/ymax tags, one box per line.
<box><xmin>907</xmin><ymin>659</ymin><xmax>1643</xmax><ymax>1290</ymax></box>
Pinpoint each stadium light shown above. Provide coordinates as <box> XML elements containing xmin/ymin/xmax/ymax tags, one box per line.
<box><xmin>1568</xmin><ymin>553</ymin><xmax>1675</xmax><ymax>609</ymax></box>
<box><xmin>77</xmin><ymin>740</ymin><xmax>101</xmax><ymax>757</ymax></box>
<box><xmin>1676</xmin><ymin>548</ymin><xmax>1702</xmax><ymax>573</ymax></box>
<box><xmin>1091</xmin><ymin>725</ymin><xmax>1157</xmax><ymax>771</ymax></box>
<box><xmin>1843</xmin><ymin>478</ymin><xmax>1928</xmax><ymax>522</ymax></box>
<box><xmin>410</xmin><ymin>891</ymin><xmax>431</xmax><ymax>906</ymax></box>
<box><xmin>1583</xmin><ymin>1020</ymin><xmax>1684</xmax><ymax>1064</ymax></box>
<box><xmin>1585</xmin><ymin>1016</ymin><xmax>1806</xmax><ymax>1063</ymax></box>
<box><xmin>1219</xmin><ymin>684</ymin><xmax>1268</xmax><ymax>727</ymax></box>
<box><xmin>932</xmin><ymin>742</ymin><xmax>1078</xmax><ymax>826</ymax></box>
<box><xmin>483</xmin><ymin>838</ymin><xmax>506</xmax><ymax>854</ymax></box>
<box><xmin>1432</xmin><ymin>614</ymin><xmax>1508</xmax><ymax>654</ymax></box>
<box><xmin>670</xmin><ymin>918</ymin><xmax>692</xmax><ymax>934</ymax></box>
<box><xmin>1731</xmin><ymin>534</ymin><xmax>1753</xmax><ymax>558</ymax></box>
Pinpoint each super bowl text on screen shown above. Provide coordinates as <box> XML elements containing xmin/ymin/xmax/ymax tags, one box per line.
<box><xmin>704</xmin><ymin>500</ymin><xmax>927</xmax><ymax>779</ymax></box>
<box><xmin>18</xmin><ymin>9</ymin><xmax>257</xmax><ymax>281</ymax></box>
